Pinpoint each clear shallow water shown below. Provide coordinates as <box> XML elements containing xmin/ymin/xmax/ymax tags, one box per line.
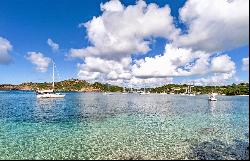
<box><xmin>0</xmin><ymin>91</ymin><xmax>249</xmax><ymax>159</ymax></box>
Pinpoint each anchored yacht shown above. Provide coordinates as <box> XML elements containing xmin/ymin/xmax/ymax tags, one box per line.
<box><xmin>36</xmin><ymin>61</ymin><xmax>65</xmax><ymax>98</ymax></box>
<box><xmin>209</xmin><ymin>93</ymin><xmax>217</xmax><ymax>101</ymax></box>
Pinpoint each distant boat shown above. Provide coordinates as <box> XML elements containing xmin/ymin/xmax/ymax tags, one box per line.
<box><xmin>36</xmin><ymin>90</ymin><xmax>65</xmax><ymax>98</ymax></box>
<box><xmin>103</xmin><ymin>84</ymin><xmax>113</xmax><ymax>95</ymax></box>
<box><xmin>122</xmin><ymin>86</ymin><xmax>128</xmax><ymax>94</ymax></box>
<box><xmin>139</xmin><ymin>87</ymin><xmax>150</xmax><ymax>95</ymax></box>
<box><xmin>185</xmin><ymin>84</ymin><xmax>195</xmax><ymax>96</ymax></box>
<box><xmin>140</xmin><ymin>91</ymin><xmax>150</xmax><ymax>95</ymax></box>
<box><xmin>209</xmin><ymin>93</ymin><xmax>217</xmax><ymax>101</ymax></box>
<box><xmin>103</xmin><ymin>92</ymin><xmax>113</xmax><ymax>95</ymax></box>
<box><xmin>36</xmin><ymin>61</ymin><xmax>65</xmax><ymax>98</ymax></box>
<box><xmin>128</xmin><ymin>84</ymin><xmax>134</xmax><ymax>93</ymax></box>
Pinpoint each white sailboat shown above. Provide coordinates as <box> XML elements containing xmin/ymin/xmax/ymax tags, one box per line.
<box><xmin>140</xmin><ymin>86</ymin><xmax>150</xmax><ymax>95</ymax></box>
<box><xmin>103</xmin><ymin>84</ymin><xmax>113</xmax><ymax>95</ymax></box>
<box><xmin>36</xmin><ymin>61</ymin><xmax>65</xmax><ymax>98</ymax></box>
<box><xmin>139</xmin><ymin>80</ymin><xmax>150</xmax><ymax>95</ymax></box>
<box><xmin>122</xmin><ymin>86</ymin><xmax>128</xmax><ymax>94</ymax></box>
<box><xmin>187</xmin><ymin>84</ymin><xmax>195</xmax><ymax>96</ymax></box>
<box><xmin>129</xmin><ymin>84</ymin><xmax>134</xmax><ymax>93</ymax></box>
<box><xmin>209</xmin><ymin>84</ymin><xmax>218</xmax><ymax>101</ymax></box>
<box><xmin>209</xmin><ymin>93</ymin><xmax>217</xmax><ymax>101</ymax></box>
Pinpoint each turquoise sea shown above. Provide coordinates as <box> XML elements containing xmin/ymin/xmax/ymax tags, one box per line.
<box><xmin>0</xmin><ymin>91</ymin><xmax>249</xmax><ymax>159</ymax></box>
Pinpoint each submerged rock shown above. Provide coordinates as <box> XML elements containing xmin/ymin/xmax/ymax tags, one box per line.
<box><xmin>188</xmin><ymin>139</ymin><xmax>249</xmax><ymax>160</ymax></box>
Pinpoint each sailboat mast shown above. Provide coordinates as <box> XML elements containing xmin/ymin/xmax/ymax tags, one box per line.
<box><xmin>52</xmin><ymin>61</ymin><xmax>55</xmax><ymax>90</ymax></box>
<box><xmin>144</xmin><ymin>80</ymin><xmax>146</xmax><ymax>93</ymax></box>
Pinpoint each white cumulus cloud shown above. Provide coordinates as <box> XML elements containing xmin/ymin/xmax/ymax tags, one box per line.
<box><xmin>47</xmin><ymin>38</ymin><xmax>59</xmax><ymax>52</ymax></box>
<box><xmin>129</xmin><ymin>77</ymin><xmax>173</xmax><ymax>88</ymax></box>
<box><xmin>242</xmin><ymin>57</ymin><xmax>249</xmax><ymax>71</ymax></box>
<box><xmin>77</xmin><ymin>57</ymin><xmax>132</xmax><ymax>81</ymax></box>
<box><xmin>69</xmin><ymin>0</ymin><xmax>248</xmax><ymax>87</ymax></box>
<box><xmin>0</xmin><ymin>37</ymin><xmax>12</xmax><ymax>65</ymax></box>
<box><xmin>175</xmin><ymin>0</ymin><xmax>249</xmax><ymax>52</ymax></box>
<box><xmin>192</xmin><ymin>71</ymin><xmax>236</xmax><ymax>86</ymax></box>
<box><xmin>26</xmin><ymin>52</ymin><xmax>51</xmax><ymax>72</ymax></box>
<box><xmin>132</xmin><ymin>44</ymin><xmax>237</xmax><ymax>85</ymax></box>
<box><xmin>100</xmin><ymin>0</ymin><xmax>124</xmax><ymax>12</ymax></box>
<box><xmin>211</xmin><ymin>55</ymin><xmax>236</xmax><ymax>73</ymax></box>
<box><xmin>132</xmin><ymin>44</ymin><xmax>211</xmax><ymax>78</ymax></box>
<box><xmin>70</xmin><ymin>0</ymin><xmax>179</xmax><ymax>60</ymax></box>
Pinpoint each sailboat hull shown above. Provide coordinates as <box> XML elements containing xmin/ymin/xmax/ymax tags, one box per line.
<box><xmin>140</xmin><ymin>92</ymin><xmax>150</xmax><ymax>95</ymax></box>
<box><xmin>208</xmin><ymin>93</ymin><xmax>217</xmax><ymax>101</ymax></box>
<box><xmin>37</xmin><ymin>93</ymin><xmax>65</xmax><ymax>98</ymax></box>
<box><xmin>103</xmin><ymin>92</ymin><xmax>113</xmax><ymax>95</ymax></box>
<box><xmin>209</xmin><ymin>98</ymin><xmax>217</xmax><ymax>101</ymax></box>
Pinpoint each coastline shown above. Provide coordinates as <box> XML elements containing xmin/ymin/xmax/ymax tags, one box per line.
<box><xmin>0</xmin><ymin>80</ymin><xmax>249</xmax><ymax>96</ymax></box>
<box><xmin>0</xmin><ymin>89</ymin><xmax>249</xmax><ymax>97</ymax></box>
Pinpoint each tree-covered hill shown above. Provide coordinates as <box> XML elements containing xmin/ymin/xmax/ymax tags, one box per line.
<box><xmin>0</xmin><ymin>79</ymin><xmax>248</xmax><ymax>95</ymax></box>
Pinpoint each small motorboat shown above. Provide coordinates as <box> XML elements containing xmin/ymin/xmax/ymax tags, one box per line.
<box><xmin>139</xmin><ymin>91</ymin><xmax>150</xmax><ymax>95</ymax></box>
<box><xmin>209</xmin><ymin>93</ymin><xmax>217</xmax><ymax>101</ymax></box>
<box><xmin>187</xmin><ymin>93</ymin><xmax>196</xmax><ymax>96</ymax></box>
<box><xmin>103</xmin><ymin>92</ymin><xmax>114</xmax><ymax>95</ymax></box>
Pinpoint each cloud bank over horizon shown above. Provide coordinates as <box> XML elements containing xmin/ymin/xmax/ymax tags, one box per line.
<box><xmin>68</xmin><ymin>0</ymin><xmax>249</xmax><ymax>87</ymax></box>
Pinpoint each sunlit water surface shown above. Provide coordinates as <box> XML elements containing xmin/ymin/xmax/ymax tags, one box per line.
<box><xmin>0</xmin><ymin>91</ymin><xmax>249</xmax><ymax>159</ymax></box>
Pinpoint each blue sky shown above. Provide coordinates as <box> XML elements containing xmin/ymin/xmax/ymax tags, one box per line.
<box><xmin>0</xmin><ymin>0</ymin><xmax>249</xmax><ymax>86</ymax></box>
